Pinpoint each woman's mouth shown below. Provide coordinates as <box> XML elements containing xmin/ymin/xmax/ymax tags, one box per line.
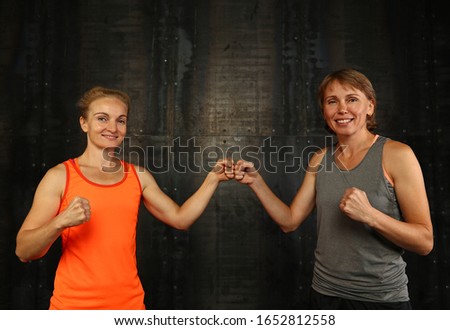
<box><xmin>102</xmin><ymin>134</ymin><xmax>118</xmax><ymax>140</ymax></box>
<box><xmin>335</xmin><ymin>118</ymin><xmax>354</xmax><ymax>124</ymax></box>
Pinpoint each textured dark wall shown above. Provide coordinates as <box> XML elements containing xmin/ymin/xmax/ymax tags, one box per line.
<box><xmin>1</xmin><ymin>0</ymin><xmax>449</xmax><ymax>309</ymax></box>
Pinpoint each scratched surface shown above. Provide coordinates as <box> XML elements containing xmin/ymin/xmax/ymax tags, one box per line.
<box><xmin>1</xmin><ymin>0</ymin><xmax>449</xmax><ymax>309</ymax></box>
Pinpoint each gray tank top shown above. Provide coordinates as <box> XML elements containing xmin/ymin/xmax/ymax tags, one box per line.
<box><xmin>313</xmin><ymin>135</ymin><xmax>409</xmax><ymax>302</ymax></box>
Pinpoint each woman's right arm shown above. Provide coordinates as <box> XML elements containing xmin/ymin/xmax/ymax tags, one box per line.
<box><xmin>235</xmin><ymin>150</ymin><xmax>324</xmax><ymax>232</ymax></box>
<box><xmin>15</xmin><ymin>164</ymin><xmax>90</xmax><ymax>262</ymax></box>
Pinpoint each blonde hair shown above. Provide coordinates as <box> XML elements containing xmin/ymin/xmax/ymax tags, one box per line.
<box><xmin>77</xmin><ymin>86</ymin><xmax>130</xmax><ymax>118</ymax></box>
<box><xmin>317</xmin><ymin>68</ymin><xmax>377</xmax><ymax>132</ymax></box>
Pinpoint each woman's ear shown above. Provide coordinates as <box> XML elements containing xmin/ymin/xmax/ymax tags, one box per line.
<box><xmin>79</xmin><ymin>116</ymin><xmax>88</xmax><ymax>133</ymax></box>
<box><xmin>368</xmin><ymin>100</ymin><xmax>375</xmax><ymax>117</ymax></box>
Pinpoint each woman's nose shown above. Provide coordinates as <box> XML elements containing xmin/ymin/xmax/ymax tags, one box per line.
<box><xmin>337</xmin><ymin>101</ymin><xmax>348</xmax><ymax>113</ymax></box>
<box><xmin>106</xmin><ymin>120</ymin><xmax>117</xmax><ymax>131</ymax></box>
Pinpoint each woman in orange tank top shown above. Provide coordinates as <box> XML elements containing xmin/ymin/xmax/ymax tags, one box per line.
<box><xmin>15</xmin><ymin>86</ymin><xmax>234</xmax><ymax>309</ymax></box>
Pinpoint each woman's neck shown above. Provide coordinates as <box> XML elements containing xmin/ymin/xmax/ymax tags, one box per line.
<box><xmin>336</xmin><ymin>130</ymin><xmax>376</xmax><ymax>155</ymax></box>
<box><xmin>78</xmin><ymin>146</ymin><xmax>122</xmax><ymax>171</ymax></box>
<box><xmin>333</xmin><ymin>131</ymin><xmax>377</xmax><ymax>170</ymax></box>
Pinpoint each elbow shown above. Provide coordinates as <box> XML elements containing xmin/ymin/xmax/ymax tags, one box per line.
<box><xmin>15</xmin><ymin>237</ymin><xmax>31</xmax><ymax>262</ymax></box>
<box><xmin>416</xmin><ymin>247</ymin><xmax>432</xmax><ymax>257</ymax></box>
<box><xmin>279</xmin><ymin>216</ymin><xmax>300</xmax><ymax>233</ymax></box>
<box><xmin>169</xmin><ymin>219</ymin><xmax>191</xmax><ymax>231</ymax></box>
<box><xmin>420</xmin><ymin>227</ymin><xmax>435</xmax><ymax>256</ymax></box>
<box><xmin>15</xmin><ymin>234</ymin><xmax>30</xmax><ymax>262</ymax></box>
<box><xmin>172</xmin><ymin>224</ymin><xmax>190</xmax><ymax>231</ymax></box>
<box><xmin>412</xmin><ymin>232</ymin><xmax>434</xmax><ymax>256</ymax></box>
<box><xmin>280</xmin><ymin>225</ymin><xmax>298</xmax><ymax>233</ymax></box>
<box><xmin>15</xmin><ymin>247</ymin><xmax>30</xmax><ymax>263</ymax></box>
<box><xmin>18</xmin><ymin>257</ymin><xmax>29</xmax><ymax>263</ymax></box>
<box><xmin>15</xmin><ymin>243</ymin><xmax>43</xmax><ymax>263</ymax></box>
<box><xmin>16</xmin><ymin>251</ymin><xmax>42</xmax><ymax>263</ymax></box>
<box><xmin>418</xmin><ymin>238</ymin><xmax>434</xmax><ymax>256</ymax></box>
<box><xmin>15</xmin><ymin>242</ymin><xmax>26</xmax><ymax>262</ymax></box>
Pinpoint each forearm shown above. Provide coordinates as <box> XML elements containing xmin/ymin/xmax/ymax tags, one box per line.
<box><xmin>16</xmin><ymin>218</ymin><xmax>64</xmax><ymax>262</ymax></box>
<box><xmin>366</xmin><ymin>208</ymin><xmax>433</xmax><ymax>255</ymax></box>
<box><xmin>249</xmin><ymin>175</ymin><xmax>297</xmax><ymax>232</ymax></box>
<box><xmin>172</xmin><ymin>172</ymin><xmax>220</xmax><ymax>230</ymax></box>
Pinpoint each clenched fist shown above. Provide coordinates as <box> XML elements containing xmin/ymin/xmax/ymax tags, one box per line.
<box><xmin>339</xmin><ymin>187</ymin><xmax>374</xmax><ymax>225</ymax></box>
<box><xmin>59</xmin><ymin>196</ymin><xmax>91</xmax><ymax>228</ymax></box>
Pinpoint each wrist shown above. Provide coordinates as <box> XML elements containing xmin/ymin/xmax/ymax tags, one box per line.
<box><xmin>53</xmin><ymin>213</ymin><xmax>69</xmax><ymax>232</ymax></box>
<box><xmin>364</xmin><ymin>207</ymin><xmax>380</xmax><ymax>228</ymax></box>
<box><xmin>247</xmin><ymin>172</ymin><xmax>263</xmax><ymax>189</ymax></box>
<box><xmin>205</xmin><ymin>171</ymin><xmax>221</xmax><ymax>185</ymax></box>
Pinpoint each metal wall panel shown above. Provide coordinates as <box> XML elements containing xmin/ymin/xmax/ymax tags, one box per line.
<box><xmin>1</xmin><ymin>0</ymin><xmax>449</xmax><ymax>309</ymax></box>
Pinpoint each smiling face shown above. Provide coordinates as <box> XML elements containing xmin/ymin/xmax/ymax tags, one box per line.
<box><xmin>79</xmin><ymin>96</ymin><xmax>128</xmax><ymax>149</ymax></box>
<box><xmin>322</xmin><ymin>80</ymin><xmax>374</xmax><ymax>137</ymax></box>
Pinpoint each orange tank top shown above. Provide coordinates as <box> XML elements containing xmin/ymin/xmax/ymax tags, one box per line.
<box><xmin>49</xmin><ymin>158</ymin><xmax>145</xmax><ymax>309</ymax></box>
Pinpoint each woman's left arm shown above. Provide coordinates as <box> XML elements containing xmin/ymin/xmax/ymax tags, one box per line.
<box><xmin>136</xmin><ymin>160</ymin><xmax>233</xmax><ymax>230</ymax></box>
<box><xmin>340</xmin><ymin>141</ymin><xmax>433</xmax><ymax>255</ymax></box>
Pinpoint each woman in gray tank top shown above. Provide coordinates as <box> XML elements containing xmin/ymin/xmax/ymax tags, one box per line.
<box><xmin>233</xmin><ymin>68</ymin><xmax>433</xmax><ymax>309</ymax></box>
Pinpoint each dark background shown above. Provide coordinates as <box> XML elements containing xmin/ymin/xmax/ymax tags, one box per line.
<box><xmin>1</xmin><ymin>0</ymin><xmax>449</xmax><ymax>309</ymax></box>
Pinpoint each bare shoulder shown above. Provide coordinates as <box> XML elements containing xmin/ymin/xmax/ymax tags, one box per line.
<box><xmin>383</xmin><ymin>139</ymin><xmax>417</xmax><ymax>162</ymax></box>
<box><xmin>27</xmin><ymin>162</ymin><xmax>67</xmax><ymax>212</ymax></box>
<box><xmin>38</xmin><ymin>163</ymin><xmax>67</xmax><ymax>193</ymax></box>
<box><xmin>20</xmin><ymin>162</ymin><xmax>68</xmax><ymax>231</ymax></box>
<box><xmin>131</xmin><ymin>164</ymin><xmax>151</xmax><ymax>179</ymax></box>
<box><xmin>46</xmin><ymin>162</ymin><xmax>67</xmax><ymax>178</ymax></box>
<box><xmin>307</xmin><ymin>147</ymin><xmax>327</xmax><ymax>173</ymax></box>
<box><xmin>132</xmin><ymin>164</ymin><xmax>157</xmax><ymax>190</ymax></box>
<box><xmin>383</xmin><ymin>139</ymin><xmax>422</xmax><ymax>179</ymax></box>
